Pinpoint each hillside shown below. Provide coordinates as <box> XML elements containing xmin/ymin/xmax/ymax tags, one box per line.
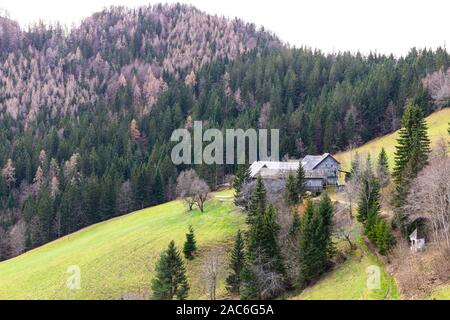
<box><xmin>1</xmin><ymin>2</ymin><xmax>450</xmax><ymax>268</ymax></box>
<box><xmin>0</xmin><ymin>190</ymin><xmax>245</xmax><ymax>299</ymax></box>
<box><xmin>335</xmin><ymin>107</ymin><xmax>450</xmax><ymax>170</ymax></box>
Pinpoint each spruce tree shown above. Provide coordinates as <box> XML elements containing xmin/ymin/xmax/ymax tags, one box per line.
<box><xmin>233</xmin><ymin>165</ymin><xmax>250</xmax><ymax>195</ymax></box>
<box><xmin>376</xmin><ymin>147</ymin><xmax>390</xmax><ymax>187</ymax></box>
<box><xmin>183</xmin><ymin>225</ymin><xmax>197</xmax><ymax>260</ymax></box>
<box><xmin>298</xmin><ymin>195</ymin><xmax>335</xmax><ymax>286</ymax></box>
<box><xmin>357</xmin><ymin>157</ymin><xmax>380</xmax><ymax>224</ymax></box>
<box><xmin>241</xmin><ymin>177</ymin><xmax>287</xmax><ymax>299</ymax></box>
<box><xmin>248</xmin><ymin>204</ymin><xmax>285</xmax><ymax>274</ymax></box>
<box><xmin>298</xmin><ymin>200</ymin><xmax>317</xmax><ymax>286</ymax></box>
<box><xmin>375</xmin><ymin>219</ymin><xmax>394</xmax><ymax>255</ymax></box>
<box><xmin>226</xmin><ymin>230</ymin><xmax>245</xmax><ymax>294</ymax></box>
<box><xmin>317</xmin><ymin>192</ymin><xmax>335</xmax><ymax>262</ymax></box>
<box><xmin>349</xmin><ymin>153</ymin><xmax>361</xmax><ymax>182</ymax></box>
<box><xmin>247</xmin><ymin>176</ymin><xmax>266</xmax><ymax>224</ymax></box>
<box><xmin>296</xmin><ymin>163</ymin><xmax>306</xmax><ymax>200</ymax></box>
<box><xmin>284</xmin><ymin>172</ymin><xmax>298</xmax><ymax>206</ymax></box>
<box><xmin>365</xmin><ymin>205</ymin><xmax>380</xmax><ymax>241</ymax></box>
<box><xmin>392</xmin><ymin>103</ymin><xmax>431</xmax><ymax>230</ymax></box>
<box><xmin>239</xmin><ymin>259</ymin><xmax>258</xmax><ymax>300</ymax></box>
<box><xmin>151</xmin><ymin>241</ymin><xmax>190</xmax><ymax>300</ymax></box>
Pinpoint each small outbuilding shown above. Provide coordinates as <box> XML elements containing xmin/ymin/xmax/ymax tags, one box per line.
<box><xmin>409</xmin><ymin>228</ymin><xmax>426</xmax><ymax>253</ymax></box>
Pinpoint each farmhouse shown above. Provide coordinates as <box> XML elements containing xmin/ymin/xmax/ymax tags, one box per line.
<box><xmin>249</xmin><ymin>153</ymin><xmax>341</xmax><ymax>194</ymax></box>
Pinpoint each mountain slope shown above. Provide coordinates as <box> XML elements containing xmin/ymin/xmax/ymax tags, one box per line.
<box><xmin>334</xmin><ymin>107</ymin><xmax>450</xmax><ymax>170</ymax></box>
<box><xmin>0</xmin><ymin>190</ymin><xmax>244</xmax><ymax>299</ymax></box>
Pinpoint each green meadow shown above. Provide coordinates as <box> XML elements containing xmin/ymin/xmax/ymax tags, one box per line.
<box><xmin>0</xmin><ymin>190</ymin><xmax>245</xmax><ymax>300</ymax></box>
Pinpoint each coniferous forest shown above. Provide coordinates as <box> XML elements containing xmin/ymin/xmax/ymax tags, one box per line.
<box><xmin>1</xmin><ymin>4</ymin><xmax>450</xmax><ymax>261</ymax></box>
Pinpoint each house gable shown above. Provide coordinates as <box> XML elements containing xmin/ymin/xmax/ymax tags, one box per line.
<box><xmin>312</xmin><ymin>153</ymin><xmax>340</xmax><ymax>170</ymax></box>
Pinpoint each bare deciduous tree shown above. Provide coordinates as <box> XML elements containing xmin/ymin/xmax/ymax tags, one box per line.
<box><xmin>251</xmin><ymin>249</ymin><xmax>285</xmax><ymax>300</ymax></box>
<box><xmin>9</xmin><ymin>220</ymin><xmax>26</xmax><ymax>257</ymax></box>
<box><xmin>333</xmin><ymin>202</ymin><xmax>355</xmax><ymax>250</ymax></box>
<box><xmin>422</xmin><ymin>67</ymin><xmax>450</xmax><ymax>108</ymax></box>
<box><xmin>405</xmin><ymin>150</ymin><xmax>450</xmax><ymax>251</ymax></box>
<box><xmin>176</xmin><ymin>170</ymin><xmax>197</xmax><ymax>211</ymax></box>
<box><xmin>192</xmin><ymin>178</ymin><xmax>210</xmax><ymax>213</ymax></box>
<box><xmin>176</xmin><ymin>170</ymin><xmax>210</xmax><ymax>212</ymax></box>
<box><xmin>202</xmin><ymin>248</ymin><xmax>225</xmax><ymax>300</ymax></box>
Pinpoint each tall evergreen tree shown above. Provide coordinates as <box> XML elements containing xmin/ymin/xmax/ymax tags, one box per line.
<box><xmin>239</xmin><ymin>258</ymin><xmax>258</xmax><ymax>300</ymax></box>
<box><xmin>151</xmin><ymin>241</ymin><xmax>189</xmax><ymax>300</ymax></box>
<box><xmin>317</xmin><ymin>192</ymin><xmax>335</xmax><ymax>262</ymax></box>
<box><xmin>284</xmin><ymin>172</ymin><xmax>298</xmax><ymax>206</ymax></box>
<box><xmin>298</xmin><ymin>200</ymin><xmax>317</xmax><ymax>286</ymax></box>
<box><xmin>374</xmin><ymin>219</ymin><xmax>394</xmax><ymax>255</ymax></box>
<box><xmin>226</xmin><ymin>230</ymin><xmax>245</xmax><ymax>294</ymax></box>
<box><xmin>298</xmin><ymin>195</ymin><xmax>334</xmax><ymax>286</ymax></box>
<box><xmin>247</xmin><ymin>176</ymin><xmax>266</xmax><ymax>224</ymax></box>
<box><xmin>376</xmin><ymin>147</ymin><xmax>390</xmax><ymax>187</ymax></box>
<box><xmin>246</xmin><ymin>204</ymin><xmax>285</xmax><ymax>299</ymax></box>
<box><xmin>183</xmin><ymin>225</ymin><xmax>197</xmax><ymax>260</ymax></box>
<box><xmin>296</xmin><ymin>163</ymin><xmax>306</xmax><ymax>200</ymax></box>
<box><xmin>357</xmin><ymin>156</ymin><xmax>380</xmax><ymax>224</ymax></box>
<box><xmin>233</xmin><ymin>165</ymin><xmax>250</xmax><ymax>195</ymax></box>
<box><xmin>248</xmin><ymin>204</ymin><xmax>284</xmax><ymax>273</ymax></box>
<box><xmin>392</xmin><ymin>103</ymin><xmax>431</xmax><ymax>230</ymax></box>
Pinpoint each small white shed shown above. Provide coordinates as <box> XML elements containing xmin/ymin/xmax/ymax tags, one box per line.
<box><xmin>409</xmin><ymin>228</ymin><xmax>426</xmax><ymax>253</ymax></box>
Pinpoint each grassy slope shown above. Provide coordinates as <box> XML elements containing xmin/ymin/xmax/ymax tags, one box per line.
<box><xmin>290</xmin><ymin>222</ymin><xmax>399</xmax><ymax>300</ymax></box>
<box><xmin>0</xmin><ymin>190</ymin><xmax>245</xmax><ymax>300</ymax></box>
<box><xmin>335</xmin><ymin>108</ymin><xmax>450</xmax><ymax>170</ymax></box>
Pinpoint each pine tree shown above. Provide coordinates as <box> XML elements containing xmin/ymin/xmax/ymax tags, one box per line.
<box><xmin>151</xmin><ymin>171</ymin><xmax>165</xmax><ymax>205</ymax></box>
<box><xmin>374</xmin><ymin>218</ymin><xmax>394</xmax><ymax>255</ymax></box>
<box><xmin>317</xmin><ymin>192</ymin><xmax>335</xmax><ymax>262</ymax></box>
<box><xmin>376</xmin><ymin>147</ymin><xmax>390</xmax><ymax>187</ymax></box>
<box><xmin>296</xmin><ymin>163</ymin><xmax>306</xmax><ymax>200</ymax></box>
<box><xmin>233</xmin><ymin>165</ymin><xmax>251</xmax><ymax>207</ymax></box>
<box><xmin>151</xmin><ymin>241</ymin><xmax>190</xmax><ymax>300</ymax></box>
<box><xmin>298</xmin><ymin>195</ymin><xmax>335</xmax><ymax>286</ymax></box>
<box><xmin>392</xmin><ymin>103</ymin><xmax>431</xmax><ymax>231</ymax></box>
<box><xmin>226</xmin><ymin>230</ymin><xmax>245</xmax><ymax>294</ymax></box>
<box><xmin>248</xmin><ymin>204</ymin><xmax>284</xmax><ymax>273</ymax></box>
<box><xmin>365</xmin><ymin>205</ymin><xmax>380</xmax><ymax>241</ymax></box>
<box><xmin>239</xmin><ymin>258</ymin><xmax>258</xmax><ymax>300</ymax></box>
<box><xmin>233</xmin><ymin>165</ymin><xmax>250</xmax><ymax>195</ymax></box>
<box><xmin>247</xmin><ymin>176</ymin><xmax>266</xmax><ymax>224</ymax></box>
<box><xmin>284</xmin><ymin>172</ymin><xmax>298</xmax><ymax>206</ymax></box>
<box><xmin>183</xmin><ymin>225</ymin><xmax>197</xmax><ymax>260</ymax></box>
<box><xmin>245</xmin><ymin>200</ymin><xmax>285</xmax><ymax>299</ymax></box>
<box><xmin>298</xmin><ymin>200</ymin><xmax>317</xmax><ymax>286</ymax></box>
<box><xmin>357</xmin><ymin>157</ymin><xmax>380</xmax><ymax>224</ymax></box>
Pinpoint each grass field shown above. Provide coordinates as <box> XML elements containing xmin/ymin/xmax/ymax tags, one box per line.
<box><xmin>0</xmin><ymin>190</ymin><xmax>245</xmax><ymax>300</ymax></box>
<box><xmin>335</xmin><ymin>108</ymin><xmax>450</xmax><ymax>170</ymax></box>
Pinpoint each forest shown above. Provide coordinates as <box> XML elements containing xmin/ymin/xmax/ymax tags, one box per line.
<box><xmin>1</xmin><ymin>3</ymin><xmax>450</xmax><ymax>261</ymax></box>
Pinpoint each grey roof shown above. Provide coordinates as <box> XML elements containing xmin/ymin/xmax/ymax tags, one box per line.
<box><xmin>249</xmin><ymin>153</ymin><xmax>340</xmax><ymax>179</ymax></box>
<box><xmin>301</xmin><ymin>153</ymin><xmax>339</xmax><ymax>171</ymax></box>
<box><xmin>249</xmin><ymin>161</ymin><xmax>299</xmax><ymax>178</ymax></box>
